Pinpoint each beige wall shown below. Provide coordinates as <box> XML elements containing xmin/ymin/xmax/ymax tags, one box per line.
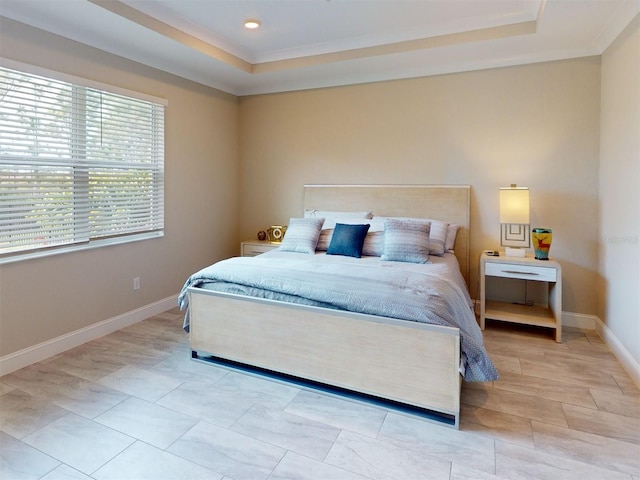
<box><xmin>599</xmin><ymin>15</ymin><xmax>640</xmax><ymax>363</ymax></box>
<box><xmin>239</xmin><ymin>58</ymin><xmax>601</xmax><ymax>312</ymax></box>
<box><xmin>3</xmin><ymin>16</ymin><xmax>629</xmax><ymax>364</ymax></box>
<box><xmin>0</xmin><ymin>19</ymin><xmax>240</xmax><ymax>356</ymax></box>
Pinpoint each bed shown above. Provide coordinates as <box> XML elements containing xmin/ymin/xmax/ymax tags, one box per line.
<box><xmin>179</xmin><ymin>185</ymin><xmax>498</xmax><ymax>428</ymax></box>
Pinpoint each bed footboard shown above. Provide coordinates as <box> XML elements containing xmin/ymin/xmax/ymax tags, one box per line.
<box><xmin>188</xmin><ymin>287</ymin><xmax>462</xmax><ymax>427</ymax></box>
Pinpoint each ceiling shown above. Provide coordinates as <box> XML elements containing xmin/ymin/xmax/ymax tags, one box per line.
<box><xmin>1</xmin><ymin>0</ymin><xmax>638</xmax><ymax>96</ymax></box>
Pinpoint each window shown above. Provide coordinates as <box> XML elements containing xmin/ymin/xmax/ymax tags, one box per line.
<box><xmin>0</xmin><ymin>62</ymin><xmax>165</xmax><ymax>262</ymax></box>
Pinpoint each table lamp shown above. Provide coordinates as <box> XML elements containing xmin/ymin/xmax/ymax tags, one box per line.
<box><xmin>500</xmin><ymin>185</ymin><xmax>530</xmax><ymax>257</ymax></box>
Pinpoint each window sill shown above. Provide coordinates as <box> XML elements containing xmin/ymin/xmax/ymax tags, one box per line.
<box><xmin>0</xmin><ymin>231</ymin><xmax>164</xmax><ymax>265</ymax></box>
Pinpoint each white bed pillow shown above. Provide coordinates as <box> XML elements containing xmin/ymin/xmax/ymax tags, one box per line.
<box><xmin>315</xmin><ymin>231</ymin><xmax>332</xmax><ymax>251</ymax></box>
<box><xmin>362</xmin><ymin>231</ymin><xmax>385</xmax><ymax>256</ymax></box>
<box><xmin>278</xmin><ymin>217</ymin><xmax>324</xmax><ymax>254</ymax></box>
<box><xmin>319</xmin><ymin>228</ymin><xmax>385</xmax><ymax>256</ymax></box>
<box><xmin>445</xmin><ymin>224</ymin><xmax>461</xmax><ymax>253</ymax></box>
<box><xmin>380</xmin><ymin>218</ymin><xmax>430</xmax><ymax>264</ymax></box>
<box><xmin>427</xmin><ymin>220</ymin><xmax>450</xmax><ymax>256</ymax></box>
<box><xmin>316</xmin><ymin>216</ymin><xmax>384</xmax><ymax>251</ymax></box>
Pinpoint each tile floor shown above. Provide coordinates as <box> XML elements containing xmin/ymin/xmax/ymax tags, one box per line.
<box><xmin>1</xmin><ymin>308</ymin><xmax>638</xmax><ymax>480</ymax></box>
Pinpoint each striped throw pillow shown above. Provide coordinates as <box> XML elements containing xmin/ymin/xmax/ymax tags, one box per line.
<box><xmin>279</xmin><ymin>217</ymin><xmax>325</xmax><ymax>254</ymax></box>
<box><xmin>381</xmin><ymin>218</ymin><xmax>430</xmax><ymax>264</ymax></box>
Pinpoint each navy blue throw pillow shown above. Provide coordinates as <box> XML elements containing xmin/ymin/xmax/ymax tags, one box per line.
<box><xmin>326</xmin><ymin>223</ymin><xmax>371</xmax><ymax>258</ymax></box>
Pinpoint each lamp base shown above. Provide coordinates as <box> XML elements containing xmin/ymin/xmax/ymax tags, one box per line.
<box><xmin>504</xmin><ymin>247</ymin><xmax>526</xmax><ymax>257</ymax></box>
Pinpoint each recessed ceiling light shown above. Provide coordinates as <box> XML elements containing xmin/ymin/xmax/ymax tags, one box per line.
<box><xmin>244</xmin><ymin>19</ymin><xmax>261</xmax><ymax>30</ymax></box>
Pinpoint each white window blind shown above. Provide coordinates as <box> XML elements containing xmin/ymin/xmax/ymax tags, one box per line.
<box><xmin>0</xmin><ymin>65</ymin><xmax>165</xmax><ymax>260</ymax></box>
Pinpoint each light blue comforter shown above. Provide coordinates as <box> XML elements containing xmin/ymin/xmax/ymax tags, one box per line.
<box><xmin>178</xmin><ymin>251</ymin><xmax>499</xmax><ymax>382</ymax></box>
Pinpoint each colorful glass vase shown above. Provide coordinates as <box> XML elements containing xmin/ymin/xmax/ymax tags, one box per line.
<box><xmin>532</xmin><ymin>228</ymin><xmax>552</xmax><ymax>260</ymax></box>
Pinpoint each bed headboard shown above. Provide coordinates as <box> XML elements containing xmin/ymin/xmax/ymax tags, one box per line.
<box><xmin>303</xmin><ymin>184</ymin><xmax>471</xmax><ymax>286</ymax></box>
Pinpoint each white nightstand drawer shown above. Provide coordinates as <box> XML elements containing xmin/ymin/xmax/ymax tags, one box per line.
<box><xmin>241</xmin><ymin>242</ymin><xmax>278</xmax><ymax>257</ymax></box>
<box><xmin>485</xmin><ymin>262</ymin><xmax>557</xmax><ymax>282</ymax></box>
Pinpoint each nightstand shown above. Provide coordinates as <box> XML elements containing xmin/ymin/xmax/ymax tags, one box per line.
<box><xmin>241</xmin><ymin>239</ymin><xmax>279</xmax><ymax>257</ymax></box>
<box><xmin>480</xmin><ymin>253</ymin><xmax>562</xmax><ymax>342</ymax></box>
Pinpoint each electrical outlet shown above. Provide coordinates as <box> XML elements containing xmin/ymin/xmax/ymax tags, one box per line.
<box><xmin>133</xmin><ymin>277</ymin><xmax>141</xmax><ymax>290</ymax></box>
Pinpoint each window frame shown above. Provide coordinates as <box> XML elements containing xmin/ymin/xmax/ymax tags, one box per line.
<box><xmin>0</xmin><ymin>58</ymin><xmax>168</xmax><ymax>265</ymax></box>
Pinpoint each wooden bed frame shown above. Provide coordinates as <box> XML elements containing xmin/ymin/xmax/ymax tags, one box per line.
<box><xmin>188</xmin><ymin>185</ymin><xmax>471</xmax><ymax>427</ymax></box>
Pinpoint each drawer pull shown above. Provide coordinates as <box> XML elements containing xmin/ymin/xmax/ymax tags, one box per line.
<box><xmin>502</xmin><ymin>270</ymin><xmax>539</xmax><ymax>275</ymax></box>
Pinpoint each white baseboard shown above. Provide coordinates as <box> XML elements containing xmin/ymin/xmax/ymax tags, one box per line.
<box><xmin>476</xmin><ymin>303</ymin><xmax>639</xmax><ymax>387</ymax></box>
<box><xmin>594</xmin><ymin>317</ymin><xmax>640</xmax><ymax>388</ymax></box>
<box><xmin>0</xmin><ymin>295</ymin><xmax>178</xmax><ymax>377</ymax></box>
<box><xmin>562</xmin><ymin>311</ymin><xmax>639</xmax><ymax>387</ymax></box>
<box><xmin>562</xmin><ymin>311</ymin><xmax>597</xmax><ymax>330</ymax></box>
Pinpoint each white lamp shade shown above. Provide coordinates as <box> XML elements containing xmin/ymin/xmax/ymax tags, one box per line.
<box><xmin>500</xmin><ymin>187</ymin><xmax>530</xmax><ymax>224</ymax></box>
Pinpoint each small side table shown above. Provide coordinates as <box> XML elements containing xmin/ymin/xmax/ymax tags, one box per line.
<box><xmin>240</xmin><ymin>240</ymin><xmax>279</xmax><ymax>257</ymax></box>
<box><xmin>480</xmin><ymin>252</ymin><xmax>562</xmax><ymax>342</ymax></box>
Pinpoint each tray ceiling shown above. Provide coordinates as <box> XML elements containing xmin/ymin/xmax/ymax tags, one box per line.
<box><xmin>1</xmin><ymin>0</ymin><xmax>638</xmax><ymax>95</ymax></box>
